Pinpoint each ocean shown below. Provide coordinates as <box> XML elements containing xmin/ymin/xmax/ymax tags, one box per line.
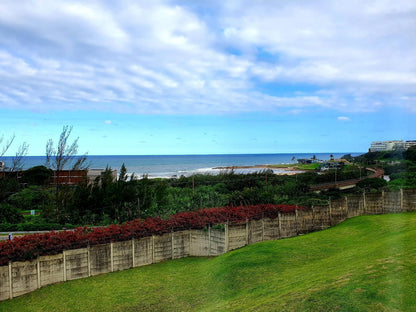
<box><xmin>2</xmin><ymin>153</ymin><xmax>363</xmax><ymax>179</ymax></box>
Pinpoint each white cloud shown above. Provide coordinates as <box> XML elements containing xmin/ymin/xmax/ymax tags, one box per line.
<box><xmin>104</xmin><ymin>120</ymin><xmax>112</xmax><ymax>124</ymax></box>
<box><xmin>0</xmin><ymin>0</ymin><xmax>414</xmax><ymax>114</ymax></box>
<box><xmin>338</xmin><ymin>116</ymin><xmax>351</xmax><ymax>121</ymax></box>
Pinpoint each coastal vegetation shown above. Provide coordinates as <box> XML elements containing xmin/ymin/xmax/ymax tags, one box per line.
<box><xmin>1</xmin><ymin>212</ymin><xmax>415</xmax><ymax>311</ymax></box>
<box><xmin>1</xmin><ymin>147</ymin><xmax>416</xmax><ymax>230</ymax></box>
<box><xmin>1</xmin><ymin>128</ymin><xmax>415</xmax><ymax>230</ymax></box>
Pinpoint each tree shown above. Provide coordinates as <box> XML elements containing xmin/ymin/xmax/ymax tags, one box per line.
<box><xmin>46</xmin><ymin>126</ymin><xmax>88</xmax><ymax>173</ymax></box>
<box><xmin>21</xmin><ymin>166</ymin><xmax>53</xmax><ymax>185</ymax></box>
<box><xmin>0</xmin><ymin>134</ymin><xmax>15</xmax><ymax>158</ymax></box>
<box><xmin>46</xmin><ymin>125</ymin><xmax>88</xmax><ymax>220</ymax></box>
<box><xmin>119</xmin><ymin>163</ymin><xmax>128</xmax><ymax>182</ymax></box>
<box><xmin>10</xmin><ymin>142</ymin><xmax>29</xmax><ymax>172</ymax></box>
<box><xmin>405</xmin><ymin>146</ymin><xmax>416</xmax><ymax>162</ymax></box>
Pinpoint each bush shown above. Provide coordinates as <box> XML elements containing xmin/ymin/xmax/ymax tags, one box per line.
<box><xmin>0</xmin><ymin>204</ymin><xmax>305</xmax><ymax>265</ymax></box>
<box><xmin>0</xmin><ymin>203</ymin><xmax>24</xmax><ymax>224</ymax></box>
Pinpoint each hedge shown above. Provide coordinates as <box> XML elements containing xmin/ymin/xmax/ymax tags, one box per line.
<box><xmin>0</xmin><ymin>204</ymin><xmax>305</xmax><ymax>265</ymax></box>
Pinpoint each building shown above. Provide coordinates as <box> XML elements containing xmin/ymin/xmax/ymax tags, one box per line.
<box><xmin>0</xmin><ymin>161</ymin><xmax>4</xmax><ymax>170</ymax></box>
<box><xmin>369</xmin><ymin>140</ymin><xmax>404</xmax><ymax>152</ymax></box>
<box><xmin>50</xmin><ymin>169</ymin><xmax>118</xmax><ymax>185</ymax></box>
<box><xmin>404</xmin><ymin>140</ymin><xmax>416</xmax><ymax>149</ymax></box>
<box><xmin>87</xmin><ymin>169</ymin><xmax>118</xmax><ymax>184</ymax></box>
<box><xmin>51</xmin><ymin>170</ymin><xmax>87</xmax><ymax>185</ymax></box>
<box><xmin>368</xmin><ymin>140</ymin><xmax>416</xmax><ymax>152</ymax></box>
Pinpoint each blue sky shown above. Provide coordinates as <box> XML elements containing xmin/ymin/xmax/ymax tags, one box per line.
<box><xmin>1</xmin><ymin>0</ymin><xmax>415</xmax><ymax>156</ymax></box>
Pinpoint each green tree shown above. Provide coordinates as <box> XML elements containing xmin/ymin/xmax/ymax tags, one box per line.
<box><xmin>46</xmin><ymin>125</ymin><xmax>88</xmax><ymax>219</ymax></box>
<box><xmin>22</xmin><ymin>166</ymin><xmax>52</xmax><ymax>185</ymax></box>
<box><xmin>405</xmin><ymin>146</ymin><xmax>416</xmax><ymax>162</ymax></box>
<box><xmin>0</xmin><ymin>203</ymin><xmax>24</xmax><ymax>224</ymax></box>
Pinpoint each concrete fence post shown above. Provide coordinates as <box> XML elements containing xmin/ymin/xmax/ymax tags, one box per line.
<box><xmin>37</xmin><ymin>258</ymin><xmax>41</xmax><ymax>289</ymax></box>
<box><xmin>63</xmin><ymin>250</ymin><xmax>67</xmax><ymax>282</ymax></box>
<box><xmin>401</xmin><ymin>188</ymin><xmax>404</xmax><ymax>211</ymax></box>
<box><xmin>171</xmin><ymin>231</ymin><xmax>174</xmax><ymax>260</ymax></box>
<box><xmin>363</xmin><ymin>191</ymin><xmax>366</xmax><ymax>214</ymax></box>
<box><xmin>132</xmin><ymin>239</ymin><xmax>135</xmax><ymax>267</ymax></box>
<box><xmin>189</xmin><ymin>231</ymin><xmax>192</xmax><ymax>256</ymax></box>
<box><xmin>295</xmin><ymin>209</ymin><xmax>299</xmax><ymax>235</ymax></box>
<box><xmin>87</xmin><ymin>245</ymin><xmax>91</xmax><ymax>277</ymax></box>
<box><xmin>246</xmin><ymin>219</ymin><xmax>249</xmax><ymax>245</ymax></box>
<box><xmin>152</xmin><ymin>236</ymin><xmax>155</xmax><ymax>264</ymax></box>
<box><xmin>329</xmin><ymin>199</ymin><xmax>332</xmax><ymax>225</ymax></box>
<box><xmin>345</xmin><ymin>196</ymin><xmax>349</xmax><ymax>217</ymax></box>
<box><xmin>225</xmin><ymin>222</ymin><xmax>229</xmax><ymax>252</ymax></box>
<box><xmin>110</xmin><ymin>242</ymin><xmax>114</xmax><ymax>272</ymax></box>
<box><xmin>382</xmin><ymin>190</ymin><xmax>385</xmax><ymax>214</ymax></box>
<box><xmin>208</xmin><ymin>225</ymin><xmax>211</xmax><ymax>256</ymax></box>
<box><xmin>8</xmin><ymin>262</ymin><xmax>13</xmax><ymax>299</ymax></box>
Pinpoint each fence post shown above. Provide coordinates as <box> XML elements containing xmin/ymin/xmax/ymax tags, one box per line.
<box><xmin>400</xmin><ymin>188</ymin><xmax>404</xmax><ymax>212</ymax></box>
<box><xmin>345</xmin><ymin>196</ymin><xmax>349</xmax><ymax>218</ymax></box>
<box><xmin>295</xmin><ymin>209</ymin><xmax>299</xmax><ymax>235</ymax></box>
<box><xmin>225</xmin><ymin>222</ymin><xmax>229</xmax><ymax>252</ymax></box>
<box><xmin>36</xmin><ymin>257</ymin><xmax>41</xmax><ymax>289</ymax></box>
<box><xmin>189</xmin><ymin>231</ymin><xmax>192</xmax><ymax>256</ymax></box>
<box><xmin>208</xmin><ymin>225</ymin><xmax>211</xmax><ymax>257</ymax></box>
<box><xmin>110</xmin><ymin>242</ymin><xmax>114</xmax><ymax>272</ymax></box>
<box><xmin>171</xmin><ymin>231</ymin><xmax>174</xmax><ymax>260</ymax></box>
<box><xmin>363</xmin><ymin>191</ymin><xmax>366</xmax><ymax>214</ymax></box>
<box><xmin>261</xmin><ymin>216</ymin><xmax>265</xmax><ymax>242</ymax></box>
<box><xmin>329</xmin><ymin>199</ymin><xmax>332</xmax><ymax>225</ymax></box>
<box><xmin>278</xmin><ymin>212</ymin><xmax>282</xmax><ymax>237</ymax></box>
<box><xmin>87</xmin><ymin>245</ymin><xmax>91</xmax><ymax>277</ymax></box>
<box><xmin>8</xmin><ymin>262</ymin><xmax>13</xmax><ymax>299</ymax></box>
<box><xmin>63</xmin><ymin>250</ymin><xmax>67</xmax><ymax>282</ymax></box>
<box><xmin>246</xmin><ymin>219</ymin><xmax>249</xmax><ymax>245</ymax></box>
<box><xmin>382</xmin><ymin>190</ymin><xmax>385</xmax><ymax>214</ymax></box>
<box><xmin>132</xmin><ymin>239</ymin><xmax>135</xmax><ymax>268</ymax></box>
<box><xmin>152</xmin><ymin>236</ymin><xmax>155</xmax><ymax>264</ymax></box>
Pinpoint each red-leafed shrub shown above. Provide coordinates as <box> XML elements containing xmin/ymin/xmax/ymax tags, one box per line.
<box><xmin>0</xmin><ymin>204</ymin><xmax>305</xmax><ymax>265</ymax></box>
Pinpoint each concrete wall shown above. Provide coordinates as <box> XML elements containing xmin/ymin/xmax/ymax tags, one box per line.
<box><xmin>173</xmin><ymin>231</ymin><xmax>190</xmax><ymax>259</ymax></box>
<box><xmin>39</xmin><ymin>254</ymin><xmax>64</xmax><ymax>287</ymax></box>
<box><xmin>64</xmin><ymin>248</ymin><xmax>89</xmax><ymax>281</ymax></box>
<box><xmin>1</xmin><ymin>189</ymin><xmax>416</xmax><ymax>301</ymax></box>
<box><xmin>133</xmin><ymin>237</ymin><xmax>153</xmax><ymax>267</ymax></box>
<box><xmin>0</xmin><ymin>265</ymin><xmax>10</xmax><ymax>301</ymax></box>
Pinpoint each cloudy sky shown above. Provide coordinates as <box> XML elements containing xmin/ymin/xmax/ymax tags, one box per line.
<box><xmin>1</xmin><ymin>0</ymin><xmax>415</xmax><ymax>156</ymax></box>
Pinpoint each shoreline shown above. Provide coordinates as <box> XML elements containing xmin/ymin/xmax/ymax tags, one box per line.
<box><xmin>212</xmin><ymin>165</ymin><xmax>305</xmax><ymax>175</ymax></box>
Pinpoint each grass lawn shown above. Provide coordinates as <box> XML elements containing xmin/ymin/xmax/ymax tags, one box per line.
<box><xmin>1</xmin><ymin>213</ymin><xmax>415</xmax><ymax>311</ymax></box>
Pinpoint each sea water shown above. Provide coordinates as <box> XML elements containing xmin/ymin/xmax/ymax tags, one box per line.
<box><xmin>1</xmin><ymin>153</ymin><xmax>363</xmax><ymax>179</ymax></box>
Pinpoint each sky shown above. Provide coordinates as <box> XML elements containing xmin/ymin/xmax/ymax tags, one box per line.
<box><xmin>1</xmin><ymin>0</ymin><xmax>415</xmax><ymax>156</ymax></box>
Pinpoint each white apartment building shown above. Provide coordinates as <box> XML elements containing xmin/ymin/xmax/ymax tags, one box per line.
<box><xmin>370</xmin><ymin>140</ymin><xmax>416</xmax><ymax>152</ymax></box>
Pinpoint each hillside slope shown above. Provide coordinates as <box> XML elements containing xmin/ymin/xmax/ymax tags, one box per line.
<box><xmin>1</xmin><ymin>212</ymin><xmax>415</xmax><ymax>312</ymax></box>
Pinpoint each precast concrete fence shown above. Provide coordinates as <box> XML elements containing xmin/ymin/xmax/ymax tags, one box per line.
<box><xmin>1</xmin><ymin>189</ymin><xmax>415</xmax><ymax>301</ymax></box>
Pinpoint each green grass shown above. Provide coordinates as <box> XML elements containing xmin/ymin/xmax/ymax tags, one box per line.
<box><xmin>268</xmin><ymin>163</ymin><xmax>320</xmax><ymax>170</ymax></box>
<box><xmin>1</xmin><ymin>213</ymin><xmax>416</xmax><ymax>311</ymax></box>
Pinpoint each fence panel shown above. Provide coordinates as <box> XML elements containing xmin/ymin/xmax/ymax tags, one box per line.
<box><xmin>64</xmin><ymin>248</ymin><xmax>89</xmax><ymax>281</ymax></box>
<box><xmin>90</xmin><ymin>244</ymin><xmax>111</xmax><ymax>276</ymax></box>
<box><xmin>39</xmin><ymin>254</ymin><xmax>64</xmax><ymax>287</ymax></box>
<box><xmin>173</xmin><ymin>231</ymin><xmax>190</xmax><ymax>259</ymax></box>
<box><xmin>403</xmin><ymin>189</ymin><xmax>416</xmax><ymax>212</ymax></box>
<box><xmin>113</xmin><ymin>241</ymin><xmax>133</xmax><ymax>272</ymax></box>
<box><xmin>133</xmin><ymin>237</ymin><xmax>153</xmax><ymax>267</ymax></box>
<box><xmin>11</xmin><ymin>261</ymin><xmax>38</xmax><ymax>298</ymax></box>
<box><xmin>263</xmin><ymin>218</ymin><xmax>280</xmax><ymax>241</ymax></box>
<box><xmin>153</xmin><ymin>233</ymin><xmax>172</xmax><ymax>263</ymax></box>
<box><xmin>228</xmin><ymin>223</ymin><xmax>247</xmax><ymax>251</ymax></box>
<box><xmin>0</xmin><ymin>265</ymin><xmax>10</xmax><ymax>301</ymax></box>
